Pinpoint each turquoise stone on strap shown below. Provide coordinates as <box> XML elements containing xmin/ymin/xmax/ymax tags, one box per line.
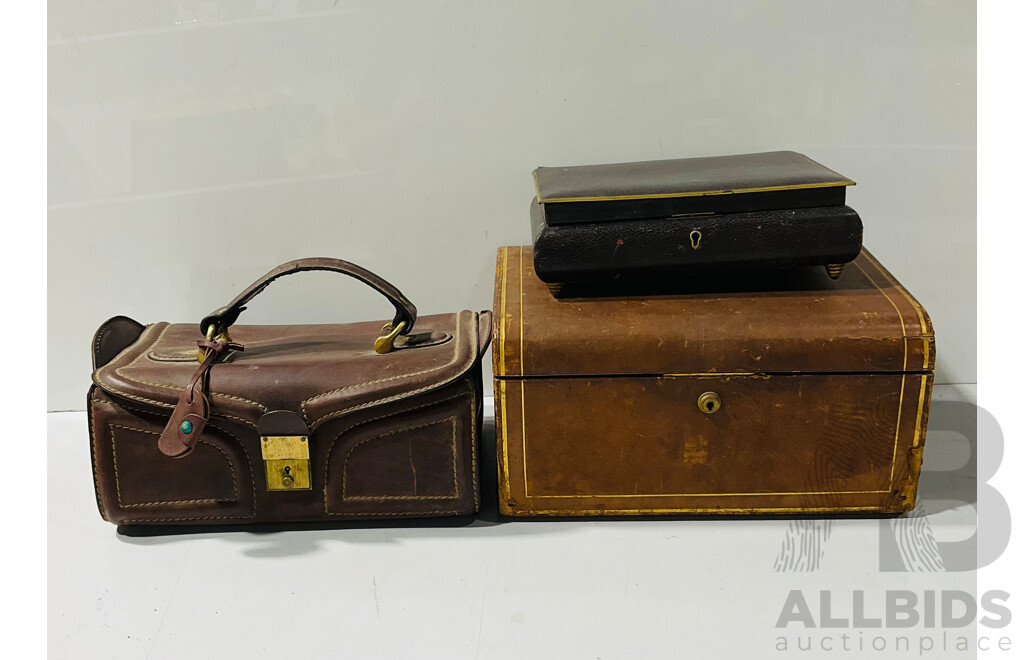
<box><xmin>180</xmin><ymin>420</ymin><xmax>193</xmax><ymax>434</ymax></box>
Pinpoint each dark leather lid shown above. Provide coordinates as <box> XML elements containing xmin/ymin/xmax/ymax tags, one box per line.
<box><xmin>533</xmin><ymin>151</ymin><xmax>854</xmax><ymax>203</ymax></box>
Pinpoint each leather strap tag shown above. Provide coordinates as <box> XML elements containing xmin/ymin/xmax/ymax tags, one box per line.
<box><xmin>157</xmin><ymin>394</ymin><xmax>209</xmax><ymax>457</ymax></box>
<box><xmin>156</xmin><ymin>337</ymin><xmax>243</xmax><ymax>457</ymax></box>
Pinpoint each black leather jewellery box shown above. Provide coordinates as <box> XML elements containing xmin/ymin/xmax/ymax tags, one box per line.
<box><xmin>530</xmin><ymin>151</ymin><xmax>863</xmax><ymax>289</ymax></box>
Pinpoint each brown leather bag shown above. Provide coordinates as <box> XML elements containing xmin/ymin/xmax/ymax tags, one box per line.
<box><xmin>89</xmin><ymin>258</ymin><xmax>491</xmax><ymax>529</ymax></box>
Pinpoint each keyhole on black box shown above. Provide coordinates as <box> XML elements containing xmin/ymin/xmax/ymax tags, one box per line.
<box><xmin>690</xmin><ymin>230</ymin><xmax>702</xmax><ymax>249</ymax></box>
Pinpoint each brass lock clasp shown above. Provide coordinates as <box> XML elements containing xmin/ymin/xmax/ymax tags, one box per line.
<box><xmin>260</xmin><ymin>436</ymin><xmax>311</xmax><ymax>491</ymax></box>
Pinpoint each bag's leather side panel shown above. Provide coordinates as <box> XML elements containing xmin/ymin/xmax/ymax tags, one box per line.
<box><xmin>322</xmin><ymin>378</ymin><xmax>479</xmax><ymax>517</ymax></box>
<box><xmin>476</xmin><ymin>310</ymin><xmax>493</xmax><ymax>354</ymax></box>
<box><xmin>112</xmin><ymin>426</ymin><xmax>238</xmax><ymax>507</ymax></box>
<box><xmin>90</xmin><ymin>372</ymin><xmax>483</xmax><ymax>526</ymax></box>
<box><xmin>496</xmin><ymin>373</ymin><xmax>931</xmax><ymax>516</ymax></box>
<box><xmin>343</xmin><ymin>418</ymin><xmax>460</xmax><ymax>500</ymax></box>
<box><xmin>89</xmin><ymin>388</ymin><xmax>257</xmax><ymax>525</ymax></box>
<box><xmin>91</xmin><ymin>316</ymin><xmax>145</xmax><ymax>370</ymax></box>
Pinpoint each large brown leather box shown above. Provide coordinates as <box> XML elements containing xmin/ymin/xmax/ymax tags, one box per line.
<box><xmin>493</xmin><ymin>246</ymin><xmax>934</xmax><ymax>516</ymax></box>
<box><xmin>89</xmin><ymin>259</ymin><xmax>491</xmax><ymax>528</ymax></box>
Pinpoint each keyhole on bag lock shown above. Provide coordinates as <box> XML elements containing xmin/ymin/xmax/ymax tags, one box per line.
<box><xmin>690</xmin><ymin>230</ymin><xmax>702</xmax><ymax>249</ymax></box>
<box><xmin>281</xmin><ymin>465</ymin><xmax>294</xmax><ymax>488</ymax></box>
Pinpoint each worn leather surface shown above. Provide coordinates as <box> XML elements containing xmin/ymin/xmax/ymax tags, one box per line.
<box><xmin>155</xmin><ymin>334</ymin><xmax>244</xmax><ymax>457</ymax></box>
<box><xmin>90</xmin><ymin>306</ymin><xmax>491</xmax><ymax>527</ymax></box>
<box><xmin>493</xmin><ymin>246</ymin><xmax>934</xmax><ymax>516</ymax></box>
<box><xmin>200</xmin><ymin>257</ymin><xmax>417</xmax><ymax>337</ymax></box>
<box><xmin>92</xmin><ymin>316</ymin><xmax>145</xmax><ymax>370</ymax></box>
<box><xmin>495</xmin><ymin>374</ymin><xmax>933</xmax><ymax>516</ymax></box>
<box><xmin>89</xmin><ymin>376</ymin><xmax>483</xmax><ymax>526</ymax></box>
<box><xmin>531</xmin><ymin>199</ymin><xmax>863</xmax><ymax>283</ymax></box>
<box><xmin>95</xmin><ymin>312</ymin><xmax>482</xmax><ymax>430</ymax></box>
<box><xmin>495</xmin><ymin>246</ymin><xmax>933</xmax><ymax>377</ymax></box>
<box><xmin>534</xmin><ymin>151</ymin><xmax>853</xmax><ymax>224</ymax></box>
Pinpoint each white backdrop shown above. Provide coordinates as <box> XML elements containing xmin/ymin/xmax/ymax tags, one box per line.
<box><xmin>48</xmin><ymin>0</ymin><xmax>976</xmax><ymax>410</ymax></box>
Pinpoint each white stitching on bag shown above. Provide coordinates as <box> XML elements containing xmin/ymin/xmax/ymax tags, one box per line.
<box><xmin>109</xmin><ymin>424</ymin><xmax>238</xmax><ymax>508</ymax></box>
<box><xmin>98</xmin><ymin>314</ymin><xmax>476</xmax><ymax>432</ymax></box>
<box><xmin>306</xmin><ymin>314</ymin><xmax>476</xmax><ymax>429</ymax></box>
<box><xmin>92</xmin><ymin>393</ymin><xmax>259</xmax><ymax>521</ymax></box>
<box><xmin>341</xmin><ymin>417</ymin><xmax>460</xmax><ymax>502</ymax></box>
<box><xmin>322</xmin><ymin>389</ymin><xmax>473</xmax><ymax>515</ymax></box>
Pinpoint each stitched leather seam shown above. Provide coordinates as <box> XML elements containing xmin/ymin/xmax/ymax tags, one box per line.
<box><xmin>305</xmin><ymin>321</ymin><xmax>477</xmax><ymax>429</ymax></box>
<box><xmin>109</xmin><ymin>324</ymin><xmax>266</xmax><ymax>410</ymax></box>
<box><xmin>122</xmin><ymin>499</ymin><xmax>221</xmax><ymax>507</ymax></box>
<box><xmin>100</xmin><ymin>315</ymin><xmax>476</xmax><ymax>429</ymax></box>
<box><xmin>109</xmin><ymin>424</ymin><xmax>238</xmax><ymax>508</ymax></box>
<box><xmin>341</xmin><ymin>417</ymin><xmax>460</xmax><ymax>502</ymax></box>
<box><xmin>92</xmin><ymin>319</ymin><xmax>142</xmax><ymax>368</ymax></box>
<box><xmin>310</xmin><ymin>381</ymin><xmax>465</xmax><ymax>430</ymax></box>
<box><xmin>122</xmin><ymin>325</ymin><xmax>266</xmax><ymax>408</ymax></box>
<box><xmin>145</xmin><ymin>334</ymin><xmax>454</xmax><ymax>362</ymax></box>
<box><xmin>119</xmin><ymin>515</ymin><xmax>260</xmax><ymax>523</ymax></box>
<box><xmin>470</xmin><ymin>392</ymin><xmax>478</xmax><ymax>512</ymax></box>
<box><xmin>93</xmin><ymin>394</ymin><xmax>259</xmax><ymax>519</ymax></box>
<box><xmin>302</xmin><ymin>313</ymin><xmax>472</xmax><ymax>425</ymax></box>
<box><xmin>87</xmin><ymin>394</ymin><xmax>109</xmax><ymax>522</ymax></box>
<box><xmin>208</xmin><ymin>424</ymin><xmax>259</xmax><ymax>517</ymax></box>
<box><xmin>121</xmin><ymin>511</ymin><xmax>464</xmax><ymax>523</ymax></box>
<box><xmin>93</xmin><ymin>383</ymin><xmax>258</xmax><ymax>429</ymax></box>
<box><xmin>93</xmin><ymin>391</ymin><xmax>257</xmax><ymax>519</ymax></box>
<box><xmin>147</xmin><ymin>351</ymin><xmax>201</xmax><ymax>362</ymax></box>
<box><xmin>326</xmin><ymin>510</ymin><xmax>464</xmax><ymax>517</ymax></box>
<box><xmin>343</xmin><ymin>495</ymin><xmax>460</xmax><ymax>501</ymax></box>
<box><xmin>322</xmin><ymin>390</ymin><xmax>470</xmax><ymax>514</ymax></box>
<box><xmin>92</xmin><ymin>325</ymin><xmax>108</xmax><ymax>367</ymax></box>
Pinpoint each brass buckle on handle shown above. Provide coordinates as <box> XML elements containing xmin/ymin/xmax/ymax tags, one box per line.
<box><xmin>374</xmin><ymin>320</ymin><xmax>407</xmax><ymax>354</ymax></box>
<box><xmin>197</xmin><ymin>324</ymin><xmax>234</xmax><ymax>362</ymax></box>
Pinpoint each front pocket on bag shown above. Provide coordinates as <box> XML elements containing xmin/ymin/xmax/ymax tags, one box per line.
<box><xmin>321</xmin><ymin>389</ymin><xmax>478</xmax><ymax>516</ymax></box>
<box><xmin>110</xmin><ymin>424</ymin><xmax>239</xmax><ymax>507</ymax></box>
<box><xmin>338</xmin><ymin>417</ymin><xmax>461</xmax><ymax>501</ymax></box>
<box><xmin>89</xmin><ymin>388</ymin><xmax>259</xmax><ymax>524</ymax></box>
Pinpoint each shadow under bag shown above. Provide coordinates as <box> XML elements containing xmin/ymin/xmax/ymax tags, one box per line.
<box><xmin>89</xmin><ymin>258</ymin><xmax>491</xmax><ymax>529</ymax></box>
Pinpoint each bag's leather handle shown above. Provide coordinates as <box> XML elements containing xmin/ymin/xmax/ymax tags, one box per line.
<box><xmin>199</xmin><ymin>258</ymin><xmax>418</xmax><ymax>338</ymax></box>
<box><xmin>157</xmin><ymin>258</ymin><xmax>417</xmax><ymax>458</ymax></box>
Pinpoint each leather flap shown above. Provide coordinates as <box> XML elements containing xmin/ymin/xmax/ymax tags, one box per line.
<box><xmin>93</xmin><ymin>311</ymin><xmax>485</xmax><ymax>431</ymax></box>
<box><xmin>533</xmin><ymin>151</ymin><xmax>854</xmax><ymax>203</ymax></box>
